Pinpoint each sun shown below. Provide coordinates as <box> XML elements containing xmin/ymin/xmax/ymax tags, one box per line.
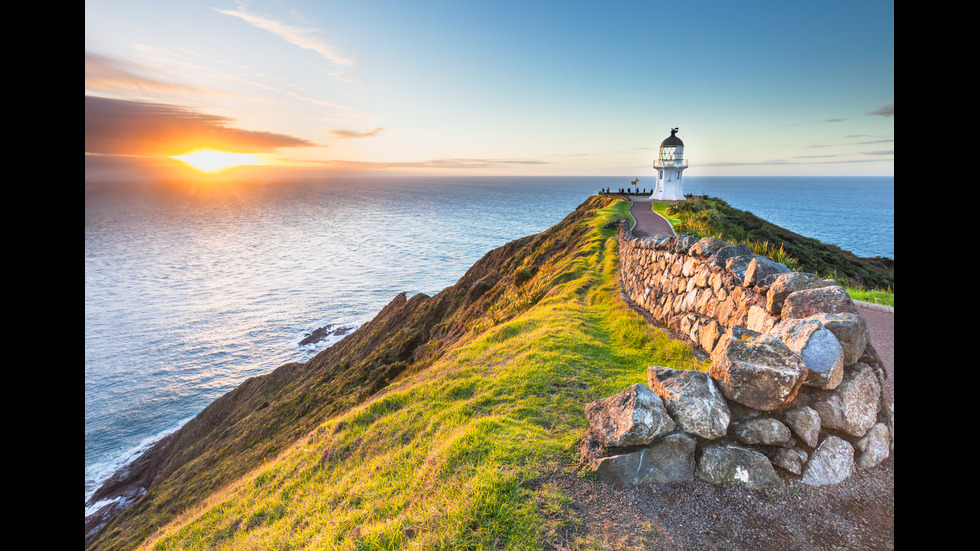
<box><xmin>170</xmin><ymin>149</ymin><xmax>260</xmax><ymax>172</ymax></box>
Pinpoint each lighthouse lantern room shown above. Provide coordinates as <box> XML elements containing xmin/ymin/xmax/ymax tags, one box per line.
<box><xmin>649</xmin><ymin>128</ymin><xmax>687</xmax><ymax>201</ymax></box>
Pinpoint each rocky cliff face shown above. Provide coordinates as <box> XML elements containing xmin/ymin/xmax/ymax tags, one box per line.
<box><xmin>85</xmin><ymin>196</ymin><xmax>616</xmax><ymax>551</ymax></box>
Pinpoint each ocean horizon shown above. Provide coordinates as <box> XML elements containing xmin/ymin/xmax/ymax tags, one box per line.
<box><xmin>84</xmin><ymin>174</ymin><xmax>893</xmax><ymax>505</ymax></box>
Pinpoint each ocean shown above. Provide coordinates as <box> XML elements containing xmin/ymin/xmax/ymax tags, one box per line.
<box><xmin>84</xmin><ymin>175</ymin><xmax>893</xmax><ymax>506</ymax></box>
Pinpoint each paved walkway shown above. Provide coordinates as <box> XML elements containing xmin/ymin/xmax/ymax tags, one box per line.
<box><xmin>627</xmin><ymin>198</ymin><xmax>675</xmax><ymax>237</ymax></box>
<box><xmin>623</xmin><ymin>197</ymin><xmax>893</xmax><ymax>394</ymax></box>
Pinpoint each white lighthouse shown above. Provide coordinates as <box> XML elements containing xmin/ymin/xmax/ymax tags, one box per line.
<box><xmin>649</xmin><ymin>128</ymin><xmax>687</xmax><ymax>201</ymax></box>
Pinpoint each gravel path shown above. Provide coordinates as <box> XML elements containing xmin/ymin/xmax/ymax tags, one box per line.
<box><xmin>627</xmin><ymin>198</ymin><xmax>675</xmax><ymax>238</ymax></box>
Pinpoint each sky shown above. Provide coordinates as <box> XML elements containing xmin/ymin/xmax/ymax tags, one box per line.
<box><xmin>84</xmin><ymin>0</ymin><xmax>894</xmax><ymax>181</ymax></box>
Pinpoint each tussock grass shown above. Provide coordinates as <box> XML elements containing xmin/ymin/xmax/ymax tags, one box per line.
<box><xmin>136</xmin><ymin>198</ymin><xmax>706</xmax><ymax>551</ymax></box>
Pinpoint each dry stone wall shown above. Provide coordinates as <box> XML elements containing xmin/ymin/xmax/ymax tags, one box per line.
<box><xmin>579</xmin><ymin>220</ymin><xmax>893</xmax><ymax>489</ymax></box>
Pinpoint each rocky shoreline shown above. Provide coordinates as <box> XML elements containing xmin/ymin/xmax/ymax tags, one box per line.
<box><xmin>298</xmin><ymin>323</ymin><xmax>356</xmax><ymax>346</ymax></box>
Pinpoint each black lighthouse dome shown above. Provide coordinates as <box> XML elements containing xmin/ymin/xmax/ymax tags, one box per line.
<box><xmin>661</xmin><ymin>128</ymin><xmax>683</xmax><ymax>147</ymax></box>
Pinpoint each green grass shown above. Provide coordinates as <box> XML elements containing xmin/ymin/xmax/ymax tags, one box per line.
<box><xmin>135</xmin><ymin>198</ymin><xmax>707</xmax><ymax>551</ymax></box>
<box><xmin>843</xmin><ymin>286</ymin><xmax>894</xmax><ymax>307</ymax></box>
<box><xmin>648</xmin><ymin>201</ymin><xmax>679</xmax><ymax>229</ymax></box>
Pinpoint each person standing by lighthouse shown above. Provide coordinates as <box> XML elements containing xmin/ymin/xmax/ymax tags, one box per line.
<box><xmin>649</xmin><ymin>128</ymin><xmax>687</xmax><ymax>201</ymax></box>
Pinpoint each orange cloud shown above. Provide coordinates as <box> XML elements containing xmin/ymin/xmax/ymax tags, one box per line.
<box><xmin>328</xmin><ymin>127</ymin><xmax>384</xmax><ymax>139</ymax></box>
<box><xmin>85</xmin><ymin>95</ymin><xmax>315</xmax><ymax>157</ymax></box>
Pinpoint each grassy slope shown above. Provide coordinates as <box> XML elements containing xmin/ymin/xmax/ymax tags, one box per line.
<box><xmin>129</xmin><ymin>198</ymin><xmax>707</xmax><ymax>551</ymax></box>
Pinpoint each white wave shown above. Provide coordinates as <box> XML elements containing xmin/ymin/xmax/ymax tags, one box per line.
<box><xmin>84</xmin><ymin>416</ymin><xmax>194</xmax><ymax>505</ymax></box>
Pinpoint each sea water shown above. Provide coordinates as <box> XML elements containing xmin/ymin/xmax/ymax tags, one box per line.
<box><xmin>84</xmin><ymin>175</ymin><xmax>893</xmax><ymax>503</ymax></box>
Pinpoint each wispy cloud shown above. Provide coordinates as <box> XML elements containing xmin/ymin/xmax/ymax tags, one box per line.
<box><xmin>214</xmin><ymin>5</ymin><xmax>359</xmax><ymax>84</ymax></box>
<box><xmin>869</xmin><ymin>104</ymin><xmax>894</xmax><ymax>117</ymax></box>
<box><xmin>702</xmin><ymin>156</ymin><xmax>891</xmax><ymax>167</ymax></box>
<box><xmin>85</xmin><ymin>53</ymin><xmax>211</xmax><ymax>96</ymax></box>
<box><xmin>329</xmin><ymin>127</ymin><xmax>385</xmax><ymax>139</ymax></box>
<box><xmin>546</xmin><ymin>147</ymin><xmax>652</xmax><ymax>158</ymax></box>
<box><xmin>85</xmin><ymin>95</ymin><xmax>315</xmax><ymax>156</ymax></box>
<box><xmin>291</xmin><ymin>157</ymin><xmax>549</xmax><ymax>171</ymax></box>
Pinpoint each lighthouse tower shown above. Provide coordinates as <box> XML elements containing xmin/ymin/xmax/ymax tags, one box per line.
<box><xmin>649</xmin><ymin>128</ymin><xmax>687</xmax><ymax>201</ymax></box>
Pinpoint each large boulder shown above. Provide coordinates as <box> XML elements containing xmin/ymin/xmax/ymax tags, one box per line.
<box><xmin>801</xmin><ymin>435</ymin><xmax>854</xmax><ymax>486</ymax></box>
<box><xmin>585</xmin><ymin>384</ymin><xmax>676</xmax><ymax>448</ymax></box>
<box><xmin>769</xmin><ymin>318</ymin><xmax>844</xmax><ymax>389</ymax></box>
<box><xmin>810</xmin><ymin>363</ymin><xmax>881</xmax><ymax>437</ymax></box>
<box><xmin>696</xmin><ymin>444</ymin><xmax>781</xmax><ymax>489</ymax></box>
<box><xmin>765</xmin><ymin>273</ymin><xmax>835</xmax><ymax>315</ymax></box>
<box><xmin>647</xmin><ymin>366</ymin><xmax>730</xmax><ymax>440</ymax></box>
<box><xmin>807</xmin><ymin>312</ymin><xmax>869</xmax><ymax>366</ymax></box>
<box><xmin>709</xmin><ymin>329</ymin><xmax>808</xmax><ymax>411</ymax></box>
<box><xmin>781</xmin><ymin>285</ymin><xmax>859</xmax><ymax>320</ymax></box>
<box><xmin>591</xmin><ymin>432</ymin><xmax>697</xmax><ymax>486</ymax></box>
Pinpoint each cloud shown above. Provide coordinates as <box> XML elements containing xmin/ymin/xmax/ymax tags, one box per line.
<box><xmin>291</xmin><ymin>157</ymin><xmax>549</xmax><ymax>171</ymax></box>
<box><xmin>85</xmin><ymin>95</ymin><xmax>315</xmax><ymax>156</ymax></box>
<box><xmin>85</xmin><ymin>52</ymin><xmax>209</xmax><ymax>96</ymax></box>
<box><xmin>329</xmin><ymin>127</ymin><xmax>385</xmax><ymax>139</ymax></box>
<box><xmin>214</xmin><ymin>5</ymin><xmax>359</xmax><ymax>84</ymax></box>
<box><xmin>701</xmin><ymin>156</ymin><xmax>891</xmax><ymax>167</ymax></box>
<box><xmin>869</xmin><ymin>104</ymin><xmax>894</xmax><ymax>117</ymax></box>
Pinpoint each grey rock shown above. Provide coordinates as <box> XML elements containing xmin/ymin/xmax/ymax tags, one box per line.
<box><xmin>802</xmin><ymin>435</ymin><xmax>854</xmax><ymax>486</ymax></box>
<box><xmin>725</xmin><ymin>254</ymin><xmax>760</xmax><ymax>282</ymax></box>
<box><xmin>647</xmin><ymin>366</ymin><xmax>730</xmax><ymax>440</ymax></box>
<box><xmin>744</xmin><ymin>257</ymin><xmax>791</xmax><ymax>288</ymax></box>
<box><xmin>709</xmin><ymin>244</ymin><xmax>753</xmax><ymax>268</ymax></box>
<box><xmin>674</xmin><ymin>234</ymin><xmax>700</xmax><ymax>254</ymax></box>
<box><xmin>696</xmin><ymin>444</ymin><xmax>781</xmax><ymax>489</ymax></box>
<box><xmin>766</xmin><ymin>273</ymin><xmax>835</xmax><ymax>315</ymax></box>
<box><xmin>732</xmin><ymin>417</ymin><xmax>793</xmax><ymax>446</ymax></box>
<box><xmin>585</xmin><ymin>384</ymin><xmax>676</xmax><ymax>448</ymax></box>
<box><xmin>855</xmin><ymin>422</ymin><xmax>890</xmax><ymax>469</ymax></box>
<box><xmin>810</xmin><ymin>363</ymin><xmax>881</xmax><ymax>437</ymax></box>
<box><xmin>771</xmin><ymin>446</ymin><xmax>809</xmax><ymax>475</ymax></box>
<box><xmin>709</xmin><ymin>330</ymin><xmax>808</xmax><ymax>411</ymax></box>
<box><xmin>781</xmin><ymin>285</ymin><xmax>859</xmax><ymax>320</ymax></box>
<box><xmin>782</xmin><ymin>406</ymin><xmax>821</xmax><ymax>448</ymax></box>
<box><xmin>769</xmin><ymin>318</ymin><xmax>844</xmax><ymax>390</ymax></box>
<box><xmin>807</xmin><ymin>312</ymin><xmax>869</xmax><ymax>366</ymax></box>
<box><xmin>689</xmin><ymin>236</ymin><xmax>728</xmax><ymax>257</ymax></box>
<box><xmin>887</xmin><ymin>402</ymin><xmax>894</xmax><ymax>453</ymax></box>
<box><xmin>591</xmin><ymin>433</ymin><xmax>697</xmax><ymax>486</ymax></box>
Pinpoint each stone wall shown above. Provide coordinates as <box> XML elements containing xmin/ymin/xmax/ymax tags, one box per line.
<box><xmin>579</xmin><ymin>220</ymin><xmax>893</xmax><ymax>488</ymax></box>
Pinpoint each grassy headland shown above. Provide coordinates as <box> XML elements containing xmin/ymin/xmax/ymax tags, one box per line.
<box><xmin>650</xmin><ymin>197</ymin><xmax>893</xmax><ymax>305</ymax></box>
<box><xmin>90</xmin><ymin>194</ymin><xmax>895</xmax><ymax>550</ymax></box>
<box><xmin>89</xmin><ymin>197</ymin><xmax>707</xmax><ymax>551</ymax></box>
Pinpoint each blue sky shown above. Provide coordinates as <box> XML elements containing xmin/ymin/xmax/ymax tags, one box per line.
<box><xmin>85</xmin><ymin>0</ymin><xmax>894</xmax><ymax>178</ymax></box>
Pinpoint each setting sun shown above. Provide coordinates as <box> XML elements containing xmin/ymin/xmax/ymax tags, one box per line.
<box><xmin>170</xmin><ymin>150</ymin><xmax>260</xmax><ymax>172</ymax></box>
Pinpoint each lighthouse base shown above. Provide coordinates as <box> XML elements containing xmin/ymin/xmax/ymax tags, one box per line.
<box><xmin>649</xmin><ymin>182</ymin><xmax>685</xmax><ymax>201</ymax></box>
